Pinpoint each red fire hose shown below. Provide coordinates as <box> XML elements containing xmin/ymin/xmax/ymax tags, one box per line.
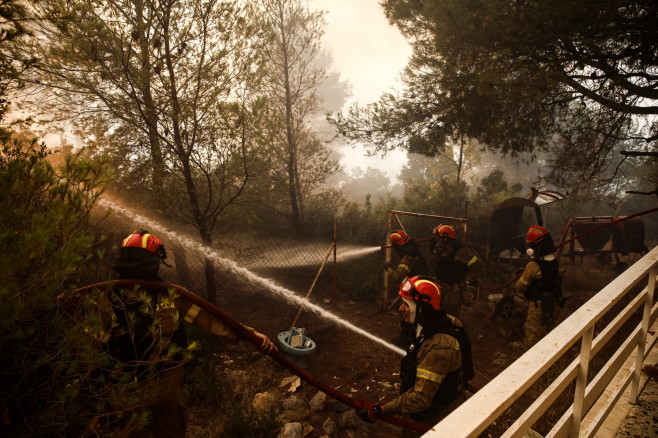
<box><xmin>72</xmin><ymin>280</ymin><xmax>431</xmax><ymax>433</ymax></box>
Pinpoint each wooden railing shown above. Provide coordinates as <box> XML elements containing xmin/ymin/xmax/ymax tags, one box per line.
<box><xmin>422</xmin><ymin>245</ymin><xmax>658</xmax><ymax>438</ymax></box>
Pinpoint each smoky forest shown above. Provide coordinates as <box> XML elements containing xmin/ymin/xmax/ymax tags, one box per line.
<box><xmin>1</xmin><ymin>1</ymin><xmax>657</xmax><ymax>437</ymax></box>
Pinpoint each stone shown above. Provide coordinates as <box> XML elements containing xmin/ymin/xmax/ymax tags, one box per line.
<box><xmin>322</xmin><ymin>417</ymin><xmax>337</xmax><ymax>436</ymax></box>
<box><xmin>277</xmin><ymin>422</ymin><xmax>302</xmax><ymax>438</ymax></box>
<box><xmin>309</xmin><ymin>391</ymin><xmax>327</xmax><ymax>412</ymax></box>
<box><xmin>251</xmin><ymin>391</ymin><xmax>277</xmax><ymax>415</ymax></box>
<box><xmin>337</xmin><ymin>409</ymin><xmax>361</xmax><ymax>429</ymax></box>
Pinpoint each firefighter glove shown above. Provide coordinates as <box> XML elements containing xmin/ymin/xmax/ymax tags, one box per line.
<box><xmin>383</xmin><ymin>262</ymin><xmax>393</xmax><ymax>271</ymax></box>
<box><xmin>356</xmin><ymin>402</ymin><xmax>382</xmax><ymax>423</ymax></box>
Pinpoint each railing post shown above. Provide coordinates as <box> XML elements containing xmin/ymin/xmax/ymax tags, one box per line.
<box><xmin>631</xmin><ymin>265</ymin><xmax>657</xmax><ymax>402</ymax></box>
<box><xmin>571</xmin><ymin>325</ymin><xmax>594</xmax><ymax>437</ymax></box>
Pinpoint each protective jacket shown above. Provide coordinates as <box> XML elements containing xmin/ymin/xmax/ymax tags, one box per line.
<box><xmin>515</xmin><ymin>256</ymin><xmax>562</xmax><ymax>324</ymax></box>
<box><xmin>430</xmin><ymin>242</ymin><xmax>479</xmax><ymax>285</ymax></box>
<box><xmin>381</xmin><ymin>315</ymin><xmax>466</xmax><ymax>421</ymax></box>
<box><xmin>92</xmin><ymin>284</ymin><xmax>245</xmax><ymax>380</ymax></box>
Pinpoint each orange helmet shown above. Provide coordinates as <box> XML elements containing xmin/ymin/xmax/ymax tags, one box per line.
<box><xmin>526</xmin><ymin>225</ymin><xmax>549</xmax><ymax>244</ymax></box>
<box><xmin>398</xmin><ymin>276</ymin><xmax>442</xmax><ymax>311</ymax></box>
<box><xmin>390</xmin><ymin>230</ymin><xmax>410</xmax><ymax>246</ymax></box>
<box><xmin>434</xmin><ymin>224</ymin><xmax>456</xmax><ymax>240</ymax></box>
<box><xmin>122</xmin><ymin>230</ymin><xmax>168</xmax><ymax>260</ymax></box>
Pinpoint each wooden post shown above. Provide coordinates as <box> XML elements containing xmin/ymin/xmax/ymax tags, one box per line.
<box><xmin>290</xmin><ymin>242</ymin><xmax>336</xmax><ymax>331</ymax></box>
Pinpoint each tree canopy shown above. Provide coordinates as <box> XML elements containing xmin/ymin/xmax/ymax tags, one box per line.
<box><xmin>329</xmin><ymin>0</ymin><xmax>658</xmax><ymax>193</ymax></box>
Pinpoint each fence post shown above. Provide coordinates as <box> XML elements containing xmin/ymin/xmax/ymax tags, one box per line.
<box><xmin>382</xmin><ymin>211</ymin><xmax>393</xmax><ymax>310</ymax></box>
<box><xmin>333</xmin><ymin>219</ymin><xmax>337</xmax><ymax>312</ymax></box>
<box><xmin>571</xmin><ymin>325</ymin><xmax>594</xmax><ymax>438</ymax></box>
<box><xmin>631</xmin><ymin>265</ymin><xmax>657</xmax><ymax>402</ymax></box>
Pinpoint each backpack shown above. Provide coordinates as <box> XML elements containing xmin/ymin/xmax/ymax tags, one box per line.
<box><xmin>446</xmin><ymin>315</ymin><xmax>474</xmax><ymax>382</ymax></box>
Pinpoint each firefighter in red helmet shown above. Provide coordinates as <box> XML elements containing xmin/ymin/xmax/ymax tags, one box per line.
<box><xmin>515</xmin><ymin>225</ymin><xmax>564</xmax><ymax>346</ymax></box>
<box><xmin>429</xmin><ymin>224</ymin><xmax>482</xmax><ymax>318</ymax></box>
<box><xmin>91</xmin><ymin>230</ymin><xmax>276</xmax><ymax>437</ymax></box>
<box><xmin>385</xmin><ymin>230</ymin><xmax>430</xmax><ymax>346</ymax></box>
<box><xmin>385</xmin><ymin>230</ymin><xmax>429</xmax><ymax>285</ymax></box>
<box><xmin>357</xmin><ymin>276</ymin><xmax>473</xmax><ymax>437</ymax></box>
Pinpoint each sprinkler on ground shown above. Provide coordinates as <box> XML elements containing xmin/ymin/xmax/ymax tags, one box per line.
<box><xmin>277</xmin><ymin>327</ymin><xmax>316</xmax><ymax>369</ymax></box>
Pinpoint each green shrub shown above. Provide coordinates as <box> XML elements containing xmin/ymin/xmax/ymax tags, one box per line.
<box><xmin>0</xmin><ymin>136</ymin><xmax>111</xmax><ymax>436</ymax></box>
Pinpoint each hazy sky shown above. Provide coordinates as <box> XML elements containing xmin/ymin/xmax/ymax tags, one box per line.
<box><xmin>310</xmin><ymin>0</ymin><xmax>412</xmax><ymax>182</ymax></box>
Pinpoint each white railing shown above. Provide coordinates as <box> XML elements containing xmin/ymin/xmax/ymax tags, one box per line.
<box><xmin>423</xmin><ymin>245</ymin><xmax>658</xmax><ymax>438</ymax></box>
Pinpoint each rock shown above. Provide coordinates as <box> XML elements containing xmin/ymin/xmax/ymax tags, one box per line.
<box><xmin>251</xmin><ymin>391</ymin><xmax>277</xmax><ymax>415</ymax></box>
<box><xmin>309</xmin><ymin>391</ymin><xmax>327</xmax><ymax>412</ymax></box>
<box><xmin>281</xmin><ymin>394</ymin><xmax>310</xmax><ymax>421</ymax></box>
<box><xmin>277</xmin><ymin>422</ymin><xmax>302</xmax><ymax>438</ymax></box>
<box><xmin>280</xmin><ymin>376</ymin><xmax>302</xmax><ymax>393</ymax></box>
<box><xmin>337</xmin><ymin>409</ymin><xmax>361</xmax><ymax>429</ymax></box>
<box><xmin>302</xmin><ymin>422</ymin><xmax>314</xmax><ymax>437</ymax></box>
<box><xmin>322</xmin><ymin>417</ymin><xmax>337</xmax><ymax>436</ymax></box>
<box><xmin>282</xmin><ymin>394</ymin><xmax>306</xmax><ymax>411</ymax></box>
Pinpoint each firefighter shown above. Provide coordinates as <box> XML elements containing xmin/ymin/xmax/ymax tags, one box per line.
<box><xmin>385</xmin><ymin>230</ymin><xmax>430</xmax><ymax>345</ymax></box>
<box><xmin>92</xmin><ymin>230</ymin><xmax>276</xmax><ymax>437</ymax></box>
<box><xmin>385</xmin><ymin>230</ymin><xmax>429</xmax><ymax>286</ymax></box>
<box><xmin>429</xmin><ymin>224</ymin><xmax>481</xmax><ymax>317</ymax></box>
<box><xmin>515</xmin><ymin>225</ymin><xmax>564</xmax><ymax>347</ymax></box>
<box><xmin>357</xmin><ymin>276</ymin><xmax>473</xmax><ymax>437</ymax></box>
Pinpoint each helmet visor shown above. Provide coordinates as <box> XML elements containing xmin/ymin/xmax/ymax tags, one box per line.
<box><xmin>401</xmin><ymin>277</ymin><xmax>414</xmax><ymax>293</ymax></box>
<box><xmin>399</xmin><ymin>277</ymin><xmax>416</xmax><ymax>300</ymax></box>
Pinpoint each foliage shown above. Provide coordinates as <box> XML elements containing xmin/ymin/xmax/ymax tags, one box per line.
<box><xmin>0</xmin><ymin>0</ymin><xmax>31</xmax><ymax>125</ymax></box>
<box><xmin>0</xmin><ymin>134</ymin><xmax>111</xmax><ymax>436</ymax></box>
<box><xmin>14</xmin><ymin>0</ymin><xmax>272</xmax><ymax>301</ymax></box>
<box><xmin>329</xmin><ymin>0</ymin><xmax>657</xmax><ymax>194</ymax></box>
<box><xmin>256</xmin><ymin>0</ymin><xmax>339</xmax><ymax>236</ymax></box>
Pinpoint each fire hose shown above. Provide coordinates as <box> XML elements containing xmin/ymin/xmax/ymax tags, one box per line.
<box><xmin>72</xmin><ymin>280</ymin><xmax>431</xmax><ymax>433</ymax></box>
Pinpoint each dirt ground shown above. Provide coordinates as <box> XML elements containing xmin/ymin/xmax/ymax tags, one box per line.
<box><xmin>186</xmin><ymin>255</ymin><xmax>625</xmax><ymax>437</ymax></box>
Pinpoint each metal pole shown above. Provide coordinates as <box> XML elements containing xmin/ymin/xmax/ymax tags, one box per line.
<box><xmin>383</xmin><ymin>211</ymin><xmax>393</xmax><ymax>310</ymax></box>
<box><xmin>333</xmin><ymin>219</ymin><xmax>337</xmax><ymax>312</ymax></box>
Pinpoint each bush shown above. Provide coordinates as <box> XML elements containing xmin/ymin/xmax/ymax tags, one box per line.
<box><xmin>0</xmin><ymin>136</ymin><xmax>110</xmax><ymax>436</ymax></box>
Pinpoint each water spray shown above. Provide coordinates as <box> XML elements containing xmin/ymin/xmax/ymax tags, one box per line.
<box><xmin>98</xmin><ymin>199</ymin><xmax>406</xmax><ymax>357</ymax></box>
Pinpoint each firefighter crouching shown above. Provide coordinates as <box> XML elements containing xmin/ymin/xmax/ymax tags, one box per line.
<box><xmin>87</xmin><ymin>230</ymin><xmax>276</xmax><ymax>437</ymax></box>
<box><xmin>515</xmin><ymin>225</ymin><xmax>565</xmax><ymax>347</ymax></box>
<box><xmin>357</xmin><ymin>276</ymin><xmax>474</xmax><ymax>437</ymax></box>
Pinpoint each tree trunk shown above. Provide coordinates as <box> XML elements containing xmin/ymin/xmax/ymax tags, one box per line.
<box><xmin>279</xmin><ymin>5</ymin><xmax>303</xmax><ymax>237</ymax></box>
<box><xmin>135</xmin><ymin>0</ymin><xmax>164</xmax><ymax>189</ymax></box>
<box><xmin>204</xmin><ymin>257</ymin><xmax>217</xmax><ymax>304</ymax></box>
<box><xmin>171</xmin><ymin>243</ymin><xmax>192</xmax><ymax>288</ymax></box>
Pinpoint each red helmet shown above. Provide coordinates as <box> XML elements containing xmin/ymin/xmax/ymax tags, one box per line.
<box><xmin>390</xmin><ymin>230</ymin><xmax>410</xmax><ymax>246</ymax></box>
<box><xmin>398</xmin><ymin>276</ymin><xmax>442</xmax><ymax>311</ymax></box>
<box><xmin>434</xmin><ymin>224</ymin><xmax>456</xmax><ymax>240</ymax></box>
<box><xmin>122</xmin><ymin>230</ymin><xmax>167</xmax><ymax>260</ymax></box>
<box><xmin>526</xmin><ymin>225</ymin><xmax>550</xmax><ymax>244</ymax></box>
